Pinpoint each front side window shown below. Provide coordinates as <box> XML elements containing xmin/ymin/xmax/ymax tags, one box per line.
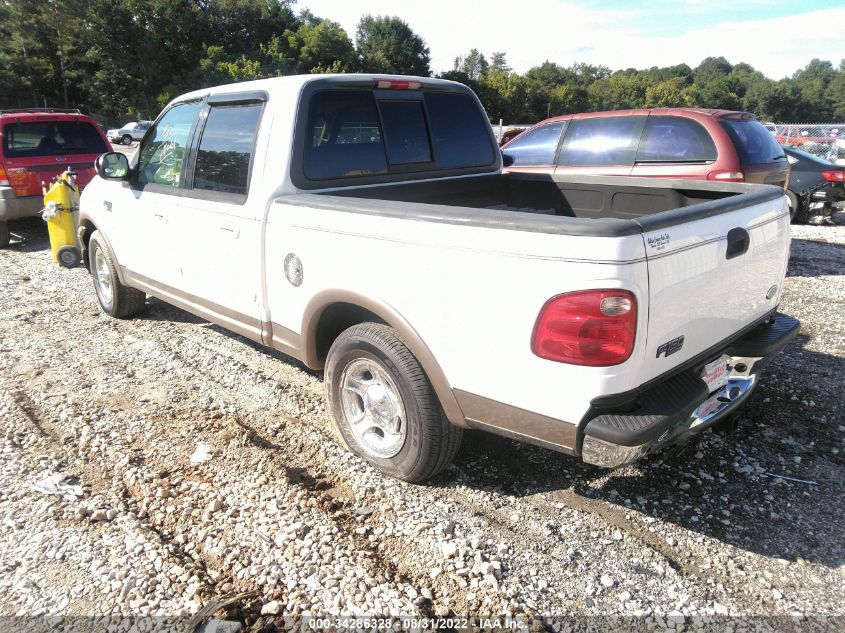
<box><xmin>502</xmin><ymin>122</ymin><xmax>564</xmax><ymax>166</ymax></box>
<box><xmin>3</xmin><ymin>121</ymin><xmax>107</xmax><ymax>157</ymax></box>
<box><xmin>636</xmin><ymin>116</ymin><xmax>717</xmax><ymax>163</ymax></box>
<box><xmin>557</xmin><ymin>116</ymin><xmax>645</xmax><ymax>167</ymax></box>
<box><xmin>192</xmin><ymin>103</ymin><xmax>262</xmax><ymax>197</ymax></box>
<box><xmin>137</xmin><ymin>101</ymin><xmax>202</xmax><ymax>187</ymax></box>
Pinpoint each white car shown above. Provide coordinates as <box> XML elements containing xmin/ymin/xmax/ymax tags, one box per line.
<box><xmin>78</xmin><ymin>74</ymin><xmax>799</xmax><ymax>482</ymax></box>
<box><xmin>106</xmin><ymin>121</ymin><xmax>151</xmax><ymax>145</ymax></box>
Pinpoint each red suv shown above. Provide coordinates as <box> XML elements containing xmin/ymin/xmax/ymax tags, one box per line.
<box><xmin>502</xmin><ymin>108</ymin><xmax>789</xmax><ymax>188</ymax></box>
<box><xmin>0</xmin><ymin>109</ymin><xmax>110</xmax><ymax>246</ymax></box>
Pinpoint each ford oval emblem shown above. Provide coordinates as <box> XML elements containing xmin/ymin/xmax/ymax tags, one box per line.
<box><xmin>766</xmin><ymin>284</ymin><xmax>778</xmax><ymax>300</ymax></box>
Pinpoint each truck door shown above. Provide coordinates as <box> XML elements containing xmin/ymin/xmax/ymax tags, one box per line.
<box><xmin>120</xmin><ymin>100</ymin><xmax>203</xmax><ymax>285</ymax></box>
<box><xmin>167</xmin><ymin>96</ymin><xmax>266</xmax><ymax>336</ymax></box>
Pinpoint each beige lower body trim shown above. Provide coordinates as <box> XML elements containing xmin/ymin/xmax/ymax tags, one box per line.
<box><xmin>454</xmin><ymin>389</ymin><xmax>577</xmax><ymax>455</ymax></box>
<box><xmin>123</xmin><ymin>269</ymin><xmax>269</xmax><ymax>348</ymax></box>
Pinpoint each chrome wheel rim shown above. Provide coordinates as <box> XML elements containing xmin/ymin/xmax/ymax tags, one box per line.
<box><xmin>340</xmin><ymin>358</ymin><xmax>407</xmax><ymax>459</ymax></box>
<box><xmin>94</xmin><ymin>248</ymin><xmax>113</xmax><ymax>305</ymax></box>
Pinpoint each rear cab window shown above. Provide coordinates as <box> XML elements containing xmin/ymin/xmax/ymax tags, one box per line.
<box><xmin>720</xmin><ymin>119</ymin><xmax>786</xmax><ymax>165</ymax></box>
<box><xmin>296</xmin><ymin>81</ymin><xmax>497</xmax><ymax>187</ymax></box>
<box><xmin>3</xmin><ymin>120</ymin><xmax>107</xmax><ymax>157</ymax></box>
<box><xmin>557</xmin><ymin>116</ymin><xmax>646</xmax><ymax>167</ymax></box>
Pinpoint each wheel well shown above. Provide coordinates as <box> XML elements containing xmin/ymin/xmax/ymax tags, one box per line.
<box><xmin>79</xmin><ymin>219</ymin><xmax>97</xmax><ymax>268</ymax></box>
<box><xmin>314</xmin><ymin>303</ymin><xmax>385</xmax><ymax>365</ymax></box>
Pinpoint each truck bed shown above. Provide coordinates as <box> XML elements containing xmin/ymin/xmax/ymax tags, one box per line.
<box><xmin>284</xmin><ymin>173</ymin><xmax>785</xmax><ymax>237</ymax></box>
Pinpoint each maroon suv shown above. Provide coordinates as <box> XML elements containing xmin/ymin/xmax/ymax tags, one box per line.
<box><xmin>502</xmin><ymin>108</ymin><xmax>789</xmax><ymax>188</ymax></box>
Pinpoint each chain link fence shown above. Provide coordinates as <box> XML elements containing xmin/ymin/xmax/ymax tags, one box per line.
<box><xmin>773</xmin><ymin>123</ymin><xmax>845</xmax><ymax>164</ymax></box>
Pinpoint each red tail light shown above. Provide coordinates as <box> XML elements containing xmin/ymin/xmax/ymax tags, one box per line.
<box><xmin>374</xmin><ymin>79</ymin><xmax>421</xmax><ymax>90</ymax></box>
<box><xmin>531</xmin><ymin>290</ymin><xmax>637</xmax><ymax>366</ymax></box>
<box><xmin>821</xmin><ymin>170</ymin><xmax>845</xmax><ymax>182</ymax></box>
<box><xmin>707</xmin><ymin>169</ymin><xmax>745</xmax><ymax>182</ymax></box>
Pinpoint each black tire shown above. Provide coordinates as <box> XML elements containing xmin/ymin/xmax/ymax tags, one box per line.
<box><xmin>122</xmin><ymin>134</ymin><xmax>132</xmax><ymax>146</ymax></box>
<box><xmin>325</xmin><ymin>323</ymin><xmax>462</xmax><ymax>483</ymax></box>
<box><xmin>88</xmin><ymin>230</ymin><xmax>146</xmax><ymax>318</ymax></box>
<box><xmin>57</xmin><ymin>245</ymin><xmax>81</xmax><ymax>268</ymax></box>
<box><xmin>0</xmin><ymin>221</ymin><xmax>9</xmax><ymax>248</ymax></box>
<box><xmin>787</xmin><ymin>190</ymin><xmax>808</xmax><ymax>224</ymax></box>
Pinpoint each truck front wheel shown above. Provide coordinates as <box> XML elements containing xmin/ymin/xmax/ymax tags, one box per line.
<box><xmin>325</xmin><ymin>323</ymin><xmax>462</xmax><ymax>483</ymax></box>
<box><xmin>89</xmin><ymin>230</ymin><xmax>146</xmax><ymax>318</ymax></box>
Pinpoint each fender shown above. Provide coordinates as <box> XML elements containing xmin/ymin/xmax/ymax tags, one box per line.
<box><xmin>298</xmin><ymin>289</ymin><xmax>467</xmax><ymax>428</ymax></box>
<box><xmin>77</xmin><ymin>214</ymin><xmax>129</xmax><ymax>286</ymax></box>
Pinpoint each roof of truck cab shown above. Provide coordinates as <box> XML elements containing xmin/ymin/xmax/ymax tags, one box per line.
<box><xmin>169</xmin><ymin>74</ymin><xmax>464</xmax><ymax>106</ymax></box>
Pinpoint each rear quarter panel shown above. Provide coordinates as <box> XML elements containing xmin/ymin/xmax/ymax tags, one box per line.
<box><xmin>265</xmin><ymin>203</ymin><xmax>651</xmax><ymax>428</ymax></box>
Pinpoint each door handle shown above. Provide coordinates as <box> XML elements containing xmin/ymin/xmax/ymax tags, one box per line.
<box><xmin>726</xmin><ymin>227</ymin><xmax>750</xmax><ymax>259</ymax></box>
<box><xmin>153</xmin><ymin>213</ymin><xmax>168</xmax><ymax>223</ymax></box>
<box><xmin>220</xmin><ymin>224</ymin><xmax>240</xmax><ymax>238</ymax></box>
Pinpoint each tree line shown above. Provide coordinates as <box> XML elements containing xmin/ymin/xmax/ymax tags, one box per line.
<box><xmin>1</xmin><ymin>0</ymin><xmax>843</xmax><ymax>126</ymax></box>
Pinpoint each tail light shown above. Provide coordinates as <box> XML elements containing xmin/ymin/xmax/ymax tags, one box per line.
<box><xmin>374</xmin><ymin>79</ymin><xmax>421</xmax><ymax>90</ymax></box>
<box><xmin>531</xmin><ymin>290</ymin><xmax>637</xmax><ymax>366</ymax></box>
<box><xmin>821</xmin><ymin>170</ymin><xmax>845</xmax><ymax>182</ymax></box>
<box><xmin>707</xmin><ymin>169</ymin><xmax>745</xmax><ymax>182</ymax></box>
<box><xmin>0</xmin><ymin>164</ymin><xmax>8</xmax><ymax>187</ymax></box>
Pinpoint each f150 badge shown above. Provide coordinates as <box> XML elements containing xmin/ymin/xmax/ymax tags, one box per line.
<box><xmin>647</xmin><ymin>233</ymin><xmax>670</xmax><ymax>251</ymax></box>
<box><xmin>656</xmin><ymin>335</ymin><xmax>685</xmax><ymax>358</ymax></box>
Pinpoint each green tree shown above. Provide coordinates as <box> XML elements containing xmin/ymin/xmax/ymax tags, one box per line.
<box><xmin>644</xmin><ymin>77</ymin><xmax>696</xmax><ymax>108</ymax></box>
<box><xmin>453</xmin><ymin>48</ymin><xmax>488</xmax><ymax>80</ymax></box>
<box><xmin>286</xmin><ymin>18</ymin><xmax>357</xmax><ymax>74</ymax></box>
<box><xmin>355</xmin><ymin>15</ymin><xmax>430</xmax><ymax>76</ymax></box>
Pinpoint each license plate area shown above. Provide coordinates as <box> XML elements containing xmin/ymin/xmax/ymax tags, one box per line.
<box><xmin>701</xmin><ymin>354</ymin><xmax>729</xmax><ymax>394</ymax></box>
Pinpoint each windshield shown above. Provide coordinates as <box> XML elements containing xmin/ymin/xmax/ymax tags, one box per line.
<box><xmin>720</xmin><ymin>119</ymin><xmax>786</xmax><ymax>165</ymax></box>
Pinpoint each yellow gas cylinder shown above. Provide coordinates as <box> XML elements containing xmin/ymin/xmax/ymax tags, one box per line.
<box><xmin>42</xmin><ymin>168</ymin><xmax>81</xmax><ymax>268</ymax></box>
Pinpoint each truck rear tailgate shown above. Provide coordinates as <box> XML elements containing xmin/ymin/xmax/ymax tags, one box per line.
<box><xmin>638</xmin><ymin>188</ymin><xmax>791</xmax><ymax>383</ymax></box>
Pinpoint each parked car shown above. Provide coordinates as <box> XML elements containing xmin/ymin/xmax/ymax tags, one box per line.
<box><xmin>782</xmin><ymin>145</ymin><xmax>845</xmax><ymax>224</ymax></box>
<box><xmin>79</xmin><ymin>75</ymin><xmax>798</xmax><ymax>482</ymax></box>
<box><xmin>775</xmin><ymin>125</ymin><xmax>836</xmax><ymax>156</ymax></box>
<box><xmin>106</xmin><ymin>121</ymin><xmax>151</xmax><ymax>145</ymax></box>
<box><xmin>761</xmin><ymin>121</ymin><xmax>777</xmax><ymax>135</ymax></box>
<box><xmin>0</xmin><ymin>108</ymin><xmax>110</xmax><ymax>247</ymax></box>
<box><xmin>502</xmin><ymin>108</ymin><xmax>789</xmax><ymax>188</ymax></box>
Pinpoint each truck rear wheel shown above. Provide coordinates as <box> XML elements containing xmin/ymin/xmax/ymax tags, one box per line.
<box><xmin>325</xmin><ymin>323</ymin><xmax>462</xmax><ymax>483</ymax></box>
<box><xmin>0</xmin><ymin>221</ymin><xmax>9</xmax><ymax>247</ymax></box>
<box><xmin>89</xmin><ymin>230</ymin><xmax>146</xmax><ymax>318</ymax></box>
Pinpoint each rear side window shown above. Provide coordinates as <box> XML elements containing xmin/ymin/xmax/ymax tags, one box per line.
<box><xmin>192</xmin><ymin>103</ymin><xmax>263</xmax><ymax>197</ymax></box>
<box><xmin>502</xmin><ymin>122</ymin><xmax>564</xmax><ymax>166</ymax></box>
<box><xmin>3</xmin><ymin>121</ymin><xmax>107</xmax><ymax>157</ymax></box>
<box><xmin>557</xmin><ymin>116</ymin><xmax>646</xmax><ymax>167</ymax></box>
<box><xmin>720</xmin><ymin>119</ymin><xmax>786</xmax><ymax>165</ymax></box>
<box><xmin>301</xmin><ymin>89</ymin><xmax>496</xmax><ymax>181</ymax></box>
<box><xmin>636</xmin><ymin>116</ymin><xmax>717</xmax><ymax>163</ymax></box>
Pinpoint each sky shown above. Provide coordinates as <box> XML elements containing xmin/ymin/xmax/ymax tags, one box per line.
<box><xmin>299</xmin><ymin>0</ymin><xmax>845</xmax><ymax>79</ymax></box>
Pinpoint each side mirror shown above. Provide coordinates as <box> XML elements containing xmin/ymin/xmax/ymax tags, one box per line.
<box><xmin>96</xmin><ymin>152</ymin><xmax>130</xmax><ymax>180</ymax></box>
<box><xmin>502</xmin><ymin>152</ymin><xmax>515</xmax><ymax>167</ymax></box>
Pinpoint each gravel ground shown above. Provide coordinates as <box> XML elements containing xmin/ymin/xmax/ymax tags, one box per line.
<box><xmin>0</xmin><ymin>219</ymin><xmax>843</xmax><ymax>631</ymax></box>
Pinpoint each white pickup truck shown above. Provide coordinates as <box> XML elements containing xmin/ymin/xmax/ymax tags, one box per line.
<box><xmin>79</xmin><ymin>74</ymin><xmax>799</xmax><ymax>482</ymax></box>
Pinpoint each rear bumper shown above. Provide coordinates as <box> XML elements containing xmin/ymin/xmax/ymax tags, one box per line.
<box><xmin>0</xmin><ymin>188</ymin><xmax>43</xmax><ymax>222</ymax></box>
<box><xmin>580</xmin><ymin>313</ymin><xmax>800</xmax><ymax>468</ymax></box>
